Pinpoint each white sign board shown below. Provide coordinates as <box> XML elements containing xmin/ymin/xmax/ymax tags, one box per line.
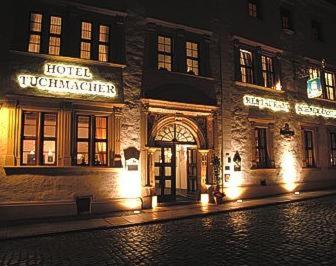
<box><xmin>243</xmin><ymin>95</ymin><xmax>290</xmax><ymax>113</ymax></box>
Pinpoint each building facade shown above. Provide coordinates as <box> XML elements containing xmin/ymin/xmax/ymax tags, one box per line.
<box><xmin>1</xmin><ymin>0</ymin><xmax>336</xmax><ymax>220</ymax></box>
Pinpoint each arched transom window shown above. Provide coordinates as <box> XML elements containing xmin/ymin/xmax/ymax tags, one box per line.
<box><xmin>155</xmin><ymin>123</ymin><xmax>196</xmax><ymax>143</ymax></box>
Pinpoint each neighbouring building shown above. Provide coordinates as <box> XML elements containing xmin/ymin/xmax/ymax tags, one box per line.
<box><xmin>1</xmin><ymin>0</ymin><xmax>336</xmax><ymax>220</ymax></box>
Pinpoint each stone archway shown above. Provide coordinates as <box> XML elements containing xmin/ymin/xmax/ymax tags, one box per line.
<box><xmin>147</xmin><ymin>116</ymin><xmax>209</xmax><ymax>202</ymax></box>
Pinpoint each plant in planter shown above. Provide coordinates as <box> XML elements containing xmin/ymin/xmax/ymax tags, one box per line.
<box><xmin>212</xmin><ymin>155</ymin><xmax>225</xmax><ymax>204</ymax></box>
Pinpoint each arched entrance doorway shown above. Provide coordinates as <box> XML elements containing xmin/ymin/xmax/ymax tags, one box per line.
<box><xmin>151</xmin><ymin>119</ymin><xmax>204</xmax><ymax>202</ymax></box>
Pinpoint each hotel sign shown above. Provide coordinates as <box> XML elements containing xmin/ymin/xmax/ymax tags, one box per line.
<box><xmin>307</xmin><ymin>77</ymin><xmax>322</xmax><ymax>99</ymax></box>
<box><xmin>17</xmin><ymin>63</ymin><xmax>117</xmax><ymax>98</ymax></box>
<box><xmin>243</xmin><ymin>95</ymin><xmax>290</xmax><ymax>112</ymax></box>
<box><xmin>295</xmin><ymin>103</ymin><xmax>336</xmax><ymax>119</ymax></box>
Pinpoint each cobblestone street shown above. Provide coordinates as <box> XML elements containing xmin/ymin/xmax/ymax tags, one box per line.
<box><xmin>1</xmin><ymin>195</ymin><xmax>336</xmax><ymax>265</ymax></box>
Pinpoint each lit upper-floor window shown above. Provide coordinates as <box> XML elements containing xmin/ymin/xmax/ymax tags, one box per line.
<box><xmin>28</xmin><ymin>13</ymin><xmax>42</xmax><ymax>53</ymax></box>
<box><xmin>48</xmin><ymin>16</ymin><xmax>62</xmax><ymax>55</ymax></box>
<box><xmin>186</xmin><ymin>41</ymin><xmax>199</xmax><ymax>75</ymax></box>
<box><xmin>240</xmin><ymin>49</ymin><xmax>254</xmax><ymax>84</ymax></box>
<box><xmin>324</xmin><ymin>72</ymin><xmax>335</xmax><ymax>101</ymax></box>
<box><xmin>80</xmin><ymin>22</ymin><xmax>92</xmax><ymax>59</ymax></box>
<box><xmin>309</xmin><ymin>67</ymin><xmax>320</xmax><ymax>79</ymax></box>
<box><xmin>157</xmin><ymin>35</ymin><xmax>172</xmax><ymax>71</ymax></box>
<box><xmin>248</xmin><ymin>0</ymin><xmax>258</xmax><ymax>18</ymax></box>
<box><xmin>261</xmin><ymin>55</ymin><xmax>275</xmax><ymax>88</ymax></box>
<box><xmin>99</xmin><ymin>25</ymin><xmax>110</xmax><ymax>62</ymax></box>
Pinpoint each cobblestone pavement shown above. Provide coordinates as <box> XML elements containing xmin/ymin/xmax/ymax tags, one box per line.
<box><xmin>1</xmin><ymin>196</ymin><xmax>336</xmax><ymax>265</ymax></box>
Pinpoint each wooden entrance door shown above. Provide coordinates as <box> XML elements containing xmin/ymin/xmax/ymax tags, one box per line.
<box><xmin>154</xmin><ymin>145</ymin><xmax>176</xmax><ymax>202</ymax></box>
<box><xmin>187</xmin><ymin>148</ymin><xmax>197</xmax><ymax>193</ymax></box>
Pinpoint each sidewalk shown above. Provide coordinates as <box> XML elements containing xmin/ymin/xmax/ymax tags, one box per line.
<box><xmin>1</xmin><ymin>189</ymin><xmax>336</xmax><ymax>241</ymax></box>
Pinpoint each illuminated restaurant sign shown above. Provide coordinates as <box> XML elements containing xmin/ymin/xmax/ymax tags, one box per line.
<box><xmin>243</xmin><ymin>95</ymin><xmax>290</xmax><ymax>112</ymax></box>
<box><xmin>295</xmin><ymin>103</ymin><xmax>336</xmax><ymax>119</ymax></box>
<box><xmin>17</xmin><ymin>63</ymin><xmax>117</xmax><ymax>98</ymax></box>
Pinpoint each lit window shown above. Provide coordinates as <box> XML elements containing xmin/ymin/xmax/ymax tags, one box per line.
<box><xmin>21</xmin><ymin>112</ymin><xmax>57</xmax><ymax>165</ymax></box>
<box><xmin>303</xmin><ymin>130</ymin><xmax>315</xmax><ymax>168</ymax></box>
<box><xmin>99</xmin><ymin>25</ymin><xmax>110</xmax><ymax>62</ymax></box>
<box><xmin>186</xmin><ymin>41</ymin><xmax>199</xmax><ymax>75</ymax></box>
<box><xmin>330</xmin><ymin>132</ymin><xmax>336</xmax><ymax>167</ymax></box>
<box><xmin>48</xmin><ymin>16</ymin><xmax>62</xmax><ymax>55</ymax></box>
<box><xmin>261</xmin><ymin>56</ymin><xmax>275</xmax><ymax>88</ymax></box>
<box><xmin>80</xmin><ymin>22</ymin><xmax>92</xmax><ymax>59</ymax></box>
<box><xmin>255</xmin><ymin>127</ymin><xmax>270</xmax><ymax>169</ymax></box>
<box><xmin>76</xmin><ymin>115</ymin><xmax>108</xmax><ymax>166</ymax></box>
<box><xmin>239</xmin><ymin>49</ymin><xmax>254</xmax><ymax>83</ymax></box>
<box><xmin>248</xmin><ymin>0</ymin><xmax>258</xmax><ymax>18</ymax></box>
<box><xmin>324</xmin><ymin>72</ymin><xmax>335</xmax><ymax>101</ymax></box>
<box><xmin>157</xmin><ymin>35</ymin><xmax>172</xmax><ymax>71</ymax></box>
<box><xmin>309</xmin><ymin>67</ymin><xmax>320</xmax><ymax>79</ymax></box>
<box><xmin>28</xmin><ymin>13</ymin><xmax>42</xmax><ymax>53</ymax></box>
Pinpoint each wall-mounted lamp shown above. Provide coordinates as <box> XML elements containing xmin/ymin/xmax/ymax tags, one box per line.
<box><xmin>233</xmin><ymin>151</ymin><xmax>242</xmax><ymax>172</ymax></box>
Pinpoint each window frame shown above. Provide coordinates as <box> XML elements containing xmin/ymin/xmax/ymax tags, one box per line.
<box><xmin>157</xmin><ymin>34</ymin><xmax>173</xmax><ymax>71</ymax></box>
<box><xmin>261</xmin><ymin>55</ymin><xmax>275</xmax><ymax>88</ymax></box>
<box><xmin>20</xmin><ymin>111</ymin><xmax>58</xmax><ymax>166</ymax></box>
<box><xmin>254</xmin><ymin>127</ymin><xmax>271</xmax><ymax>169</ymax></box>
<box><xmin>248</xmin><ymin>0</ymin><xmax>258</xmax><ymax>18</ymax></box>
<box><xmin>48</xmin><ymin>15</ymin><xmax>62</xmax><ymax>56</ymax></box>
<box><xmin>98</xmin><ymin>24</ymin><xmax>110</xmax><ymax>62</ymax></box>
<box><xmin>27</xmin><ymin>12</ymin><xmax>43</xmax><ymax>53</ymax></box>
<box><xmin>280</xmin><ymin>8</ymin><xmax>293</xmax><ymax>31</ymax></box>
<box><xmin>74</xmin><ymin>115</ymin><xmax>109</xmax><ymax>167</ymax></box>
<box><xmin>80</xmin><ymin>21</ymin><xmax>93</xmax><ymax>60</ymax></box>
<box><xmin>185</xmin><ymin>41</ymin><xmax>200</xmax><ymax>76</ymax></box>
<box><xmin>239</xmin><ymin>48</ymin><xmax>254</xmax><ymax>84</ymax></box>
<box><xmin>302</xmin><ymin>129</ymin><xmax>316</xmax><ymax>168</ymax></box>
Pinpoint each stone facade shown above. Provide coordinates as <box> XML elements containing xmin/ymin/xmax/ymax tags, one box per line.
<box><xmin>1</xmin><ymin>0</ymin><xmax>336</xmax><ymax>220</ymax></box>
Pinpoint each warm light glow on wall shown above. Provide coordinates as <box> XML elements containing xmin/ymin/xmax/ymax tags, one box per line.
<box><xmin>152</xmin><ymin>195</ymin><xmax>158</xmax><ymax>208</ymax></box>
<box><xmin>275</xmin><ymin>81</ymin><xmax>282</xmax><ymax>91</ymax></box>
<box><xmin>281</xmin><ymin>149</ymin><xmax>298</xmax><ymax>192</ymax></box>
<box><xmin>224</xmin><ymin>172</ymin><xmax>245</xmax><ymax>200</ymax></box>
<box><xmin>200</xmin><ymin>193</ymin><xmax>209</xmax><ymax>205</ymax></box>
<box><xmin>119</xmin><ymin>169</ymin><xmax>141</xmax><ymax>199</ymax></box>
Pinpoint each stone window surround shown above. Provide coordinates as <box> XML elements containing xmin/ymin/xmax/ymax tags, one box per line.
<box><xmin>1</xmin><ymin>98</ymin><xmax>122</xmax><ymax>169</ymax></box>
<box><xmin>249</xmin><ymin>118</ymin><xmax>275</xmax><ymax>170</ymax></box>
<box><xmin>300</xmin><ymin>124</ymin><xmax>319</xmax><ymax>169</ymax></box>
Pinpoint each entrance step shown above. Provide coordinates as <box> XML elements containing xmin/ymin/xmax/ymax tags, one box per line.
<box><xmin>157</xmin><ymin>200</ymin><xmax>199</xmax><ymax>207</ymax></box>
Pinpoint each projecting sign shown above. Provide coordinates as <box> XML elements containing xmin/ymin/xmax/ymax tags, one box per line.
<box><xmin>307</xmin><ymin>77</ymin><xmax>322</xmax><ymax>99</ymax></box>
<box><xmin>243</xmin><ymin>95</ymin><xmax>290</xmax><ymax>112</ymax></box>
<box><xmin>17</xmin><ymin>63</ymin><xmax>117</xmax><ymax>98</ymax></box>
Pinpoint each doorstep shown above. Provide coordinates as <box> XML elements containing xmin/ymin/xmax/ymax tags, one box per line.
<box><xmin>1</xmin><ymin>189</ymin><xmax>336</xmax><ymax>241</ymax></box>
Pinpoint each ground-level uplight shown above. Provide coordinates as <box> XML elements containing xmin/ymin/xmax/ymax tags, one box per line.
<box><xmin>200</xmin><ymin>193</ymin><xmax>209</xmax><ymax>205</ymax></box>
<box><xmin>152</xmin><ymin>195</ymin><xmax>158</xmax><ymax>208</ymax></box>
<box><xmin>236</xmin><ymin>199</ymin><xmax>243</xmax><ymax>203</ymax></box>
<box><xmin>294</xmin><ymin>191</ymin><xmax>300</xmax><ymax>195</ymax></box>
<box><xmin>133</xmin><ymin>210</ymin><xmax>141</xmax><ymax>214</ymax></box>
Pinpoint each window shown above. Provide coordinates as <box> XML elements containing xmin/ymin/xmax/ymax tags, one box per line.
<box><xmin>48</xmin><ymin>16</ymin><xmax>62</xmax><ymax>55</ymax></box>
<box><xmin>255</xmin><ymin>127</ymin><xmax>270</xmax><ymax>168</ymax></box>
<box><xmin>312</xmin><ymin>20</ymin><xmax>322</xmax><ymax>41</ymax></box>
<box><xmin>186</xmin><ymin>41</ymin><xmax>199</xmax><ymax>75</ymax></box>
<box><xmin>157</xmin><ymin>35</ymin><xmax>172</xmax><ymax>71</ymax></box>
<box><xmin>330</xmin><ymin>132</ymin><xmax>336</xmax><ymax>167</ymax></box>
<box><xmin>303</xmin><ymin>130</ymin><xmax>315</xmax><ymax>168</ymax></box>
<box><xmin>240</xmin><ymin>49</ymin><xmax>254</xmax><ymax>84</ymax></box>
<box><xmin>324</xmin><ymin>72</ymin><xmax>335</xmax><ymax>101</ymax></box>
<box><xmin>76</xmin><ymin>115</ymin><xmax>108</xmax><ymax>166</ymax></box>
<box><xmin>21</xmin><ymin>112</ymin><xmax>57</xmax><ymax>165</ymax></box>
<box><xmin>28</xmin><ymin>13</ymin><xmax>42</xmax><ymax>53</ymax></box>
<box><xmin>309</xmin><ymin>67</ymin><xmax>320</xmax><ymax>79</ymax></box>
<box><xmin>80</xmin><ymin>22</ymin><xmax>92</xmax><ymax>59</ymax></box>
<box><xmin>99</xmin><ymin>25</ymin><xmax>110</xmax><ymax>62</ymax></box>
<box><xmin>248</xmin><ymin>0</ymin><xmax>258</xmax><ymax>18</ymax></box>
<box><xmin>261</xmin><ymin>56</ymin><xmax>275</xmax><ymax>88</ymax></box>
<box><xmin>280</xmin><ymin>8</ymin><xmax>293</xmax><ymax>30</ymax></box>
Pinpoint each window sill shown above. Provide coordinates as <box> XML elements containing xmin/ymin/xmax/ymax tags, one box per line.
<box><xmin>281</xmin><ymin>28</ymin><xmax>295</xmax><ymax>35</ymax></box>
<box><xmin>10</xmin><ymin>50</ymin><xmax>127</xmax><ymax>69</ymax></box>
<box><xmin>3</xmin><ymin>166</ymin><xmax>123</xmax><ymax>176</ymax></box>
<box><xmin>308</xmin><ymin>97</ymin><xmax>336</xmax><ymax>104</ymax></box>
<box><xmin>235</xmin><ymin>81</ymin><xmax>284</xmax><ymax>93</ymax></box>
<box><xmin>154</xmin><ymin>68</ymin><xmax>215</xmax><ymax>81</ymax></box>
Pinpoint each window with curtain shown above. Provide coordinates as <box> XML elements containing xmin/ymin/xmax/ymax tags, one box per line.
<box><xmin>75</xmin><ymin>115</ymin><xmax>108</xmax><ymax>166</ymax></box>
<box><xmin>303</xmin><ymin>130</ymin><xmax>315</xmax><ymax>168</ymax></box>
<box><xmin>48</xmin><ymin>16</ymin><xmax>62</xmax><ymax>55</ymax></box>
<box><xmin>157</xmin><ymin>35</ymin><xmax>172</xmax><ymax>71</ymax></box>
<box><xmin>240</xmin><ymin>49</ymin><xmax>254</xmax><ymax>84</ymax></box>
<box><xmin>330</xmin><ymin>132</ymin><xmax>336</xmax><ymax>167</ymax></box>
<box><xmin>186</xmin><ymin>41</ymin><xmax>199</xmax><ymax>75</ymax></box>
<box><xmin>21</xmin><ymin>112</ymin><xmax>57</xmax><ymax>165</ymax></box>
<box><xmin>324</xmin><ymin>72</ymin><xmax>335</xmax><ymax>101</ymax></box>
<box><xmin>261</xmin><ymin>55</ymin><xmax>275</xmax><ymax>88</ymax></box>
<box><xmin>255</xmin><ymin>127</ymin><xmax>270</xmax><ymax>168</ymax></box>
<box><xmin>80</xmin><ymin>22</ymin><xmax>92</xmax><ymax>59</ymax></box>
<box><xmin>28</xmin><ymin>13</ymin><xmax>42</xmax><ymax>53</ymax></box>
<box><xmin>98</xmin><ymin>25</ymin><xmax>110</xmax><ymax>62</ymax></box>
